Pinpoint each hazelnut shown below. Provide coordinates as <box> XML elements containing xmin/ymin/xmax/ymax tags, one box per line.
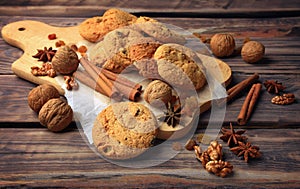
<box><xmin>28</xmin><ymin>84</ymin><xmax>60</xmax><ymax>112</ymax></box>
<box><xmin>38</xmin><ymin>98</ymin><xmax>73</xmax><ymax>132</ymax></box>
<box><xmin>185</xmin><ymin>139</ymin><xmax>197</xmax><ymax>151</ymax></box>
<box><xmin>52</xmin><ymin>45</ymin><xmax>79</xmax><ymax>74</ymax></box>
<box><xmin>210</xmin><ymin>33</ymin><xmax>235</xmax><ymax>57</ymax></box>
<box><xmin>144</xmin><ymin>80</ymin><xmax>172</xmax><ymax>107</ymax></box>
<box><xmin>241</xmin><ymin>41</ymin><xmax>265</xmax><ymax>63</ymax></box>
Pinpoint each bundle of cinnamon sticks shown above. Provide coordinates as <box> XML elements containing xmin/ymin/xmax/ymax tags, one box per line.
<box><xmin>73</xmin><ymin>57</ymin><xmax>142</xmax><ymax>101</ymax></box>
<box><xmin>226</xmin><ymin>73</ymin><xmax>262</xmax><ymax>125</ymax></box>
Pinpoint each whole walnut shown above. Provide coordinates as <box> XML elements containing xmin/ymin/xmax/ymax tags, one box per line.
<box><xmin>52</xmin><ymin>45</ymin><xmax>79</xmax><ymax>74</ymax></box>
<box><xmin>28</xmin><ymin>84</ymin><xmax>60</xmax><ymax>112</ymax></box>
<box><xmin>144</xmin><ymin>80</ymin><xmax>172</xmax><ymax>107</ymax></box>
<box><xmin>38</xmin><ymin>98</ymin><xmax>73</xmax><ymax>132</ymax></box>
<box><xmin>241</xmin><ymin>41</ymin><xmax>265</xmax><ymax>63</ymax></box>
<box><xmin>210</xmin><ymin>33</ymin><xmax>236</xmax><ymax>57</ymax></box>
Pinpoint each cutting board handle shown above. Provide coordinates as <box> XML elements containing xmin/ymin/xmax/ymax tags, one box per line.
<box><xmin>2</xmin><ymin>20</ymin><xmax>54</xmax><ymax>51</ymax></box>
<box><xmin>1</xmin><ymin>20</ymin><xmax>83</xmax><ymax>95</ymax></box>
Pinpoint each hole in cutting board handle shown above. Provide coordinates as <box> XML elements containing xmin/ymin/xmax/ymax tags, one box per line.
<box><xmin>18</xmin><ymin>27</ymin><xmax>26</xmax><ymax>31</ymax></box>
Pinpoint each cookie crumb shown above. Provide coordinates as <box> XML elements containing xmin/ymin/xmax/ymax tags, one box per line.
<box><xmin>172</xmin><ymin>142</ymin><xmax>183</xmax><ymax>151</ymax></box>
<box><xmin>197</xmin><ymin>133</ymin><xmax>212</xmax><ymax>145</ymax></box>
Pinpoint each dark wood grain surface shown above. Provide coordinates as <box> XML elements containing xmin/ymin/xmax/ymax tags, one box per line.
<box><xmin>0</xmin><ymin>0</ymin><xmax>300</xmax><ymax>188</ymax></box>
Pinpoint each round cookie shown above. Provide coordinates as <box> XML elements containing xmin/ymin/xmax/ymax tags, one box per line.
<box><xmin>100</xmin><ymin>8</ymin><xmax>137</xmax><ymax>38</ymax></box>
<box><xmin>92</xmin><ymin>102</ymin><xmax>158</xmax><ymax>160</ymax></box>
<box><xmin>135</xmin><ymin>16</ymin><xmax>157</xmax><ymax>23</ymax></box>
<box><xmin>89</xmin><ymin>28</ymin><xmax>145</xmax><ymax>73</ymax></box>
<box><xmin>128</xmin><ymin>37</ymin><xmax>161</xmax><ymax>61</ymax></box>
<box><xmin>133</xmin><ymin>59</ymin><xmax>161</xmax><ymax>79</ymax></box>
<box><xmin>79</xmin><ymin>9</ymin><xmax>137</xmax><ymax>42</ymax></box>
<box><xmin>103</xmin><ymin>37</ymin><xmax>161</xmax><ymax>73</ymax></box>
<box><xmin>135</xmin><ymin>21</ymin><xmax>186</xmax><ymax>44</ymax></box>
<box><xmin>79</xmin><ymin>16</ymin><xmax>103</xmax><ymax>42</ymax></box>
<box><xmin>154</xmin><ymin>44</ymin><xmax>206</xmax><ymax>90</ymax></box>
<box><xmin>89</xmin><ymin>28</ymin><xmax>161</xmax><ymax>73</ymax></box>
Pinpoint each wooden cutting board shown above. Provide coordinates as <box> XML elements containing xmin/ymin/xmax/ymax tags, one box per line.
<box><xmin>2</xmin><ymin>20</ymin><xmax>232</xmax><ymax>139</ymax></box>
<box><xmin>1</xmin><ymin>20</ymin><xmax>86</xmax><ymax>95</ymax></box>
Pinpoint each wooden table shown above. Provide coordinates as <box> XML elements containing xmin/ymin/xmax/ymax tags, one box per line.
<box><xmin>0</xmin><ymin>1</ymin><xmax>299</xmax><ymax>188</ymax></box>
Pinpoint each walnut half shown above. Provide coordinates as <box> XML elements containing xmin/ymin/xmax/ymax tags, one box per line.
<box><xmin>38</xmin><ymin>98</ymin><xmax>73</xmax><ymax>132</ymax></box>
<box><xmin>206</xmin><ymin>160</ymin><xmax>233</xmax><ymax>178</ymax></box>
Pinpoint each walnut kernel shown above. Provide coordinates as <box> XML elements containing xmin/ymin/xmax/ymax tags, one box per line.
<box><xmin>205</xmin><ymin>160</ymin><xmax>233</xmax><ymax>178</ymax></box>
<box><xmin>206</xmin><ymin>141</ymin><xmax>223</xmax><ymax>161</ymax></box>
<box><xmin>210</xmin><ymin>33</ymin><xmax>235</xmax><ymax>57</ymax></box>
<box><xmin>38</xmin><ymin>98</ymin><xmax>73</xmax><ymax>132</ymax></box>
<box><xmin>241</xmin><ymin>41</ymin><xmax>265</xmax><ymax>63</ymax></box>
<box><xmin>52</xmin><ymin>45</ymin><xmax>79</xmax><ymax>74</ymax></box>
<box><xmin>271</xmin><ymin>93</ymin><xmax>295</xmax><ymax>105</ymax></box>
<box><xmin>28</xmin><ymin>84</ymin><xmax>60</xmax><ymax>112</ymax></box>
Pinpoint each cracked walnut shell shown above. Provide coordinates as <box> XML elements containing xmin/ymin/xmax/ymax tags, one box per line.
<box><xmin>28</xmin><ymin>84</ymin><xmax>60</xmax><ymax>112</ymax></box>
<box><xmin>210</xmin><ymin>33</ymin><xmax>235</xmax><ymax>57</ymax></box>
<box><xmin>38</xmin><ymin>98</ymin><xmax>73</xmax><ymax>132</ymax></box>
<box><xmin>241</xmin><ymin>41</ymin><xmax>265</xmax><ymax>63</ymax></box>
<box><xmin>52</xmin><ymin>45</ymin><xmax>79</xmax><ymax>74</ymax></box>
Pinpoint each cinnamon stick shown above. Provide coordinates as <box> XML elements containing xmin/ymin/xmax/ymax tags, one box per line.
<box><xmin>227</xmin><ymin>73</ymin><xmax>259</xmax><ymax>102</ymax></box>
<box><xmin>237</xmin><ymin>83</ymin><xmax>262</xmax><ymax>125</ymax></box>
<box><xmin>101</xmin><ymin>69</ymin><xmax>142</xmax><ymax>91</ymax></box>
<box><xmin>77</xmin><ymin>58</ymin><xmax>141</xmax><ymax>101</ymax></box>
<box><xmin>113</xmin><ymin>81</ymin><xmax>141</xmax><ymax>101</ymax></box>
<box><xmin>86</xmin><ymin>59</ymin><xmax>115</xmax><ymax>90</ymax></box>
<box><xmin>85</xmin><ymin>59</ymin><xmax>142</xmax><ymax>101</ymax></box>
<box><xmin>73</xmin><ymin>70</ymin><xmax>105</xmax><ymax>95</ymax></box>
<box><xmin>80</xmin><ymin>57</ymin><xmax>115</xmax><ymax>98</ymax></box>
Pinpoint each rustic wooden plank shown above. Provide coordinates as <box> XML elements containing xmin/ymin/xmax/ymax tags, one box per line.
<box><xmin>1</xmin><ymin>16</ymin><xmax>299</xmax><ymax>75</ymax></box>
<box><xmin>0</xmin><ymin>128</ymin><xmax>299</xmax><ymax>188</ymax></box>
<box><xmin>0</xmin><ymin>6</ymin><xmax>299</xmax><ymax>18</ymax></box>
<box><xmin>2</xmin><ymin>0</ymin><xmax>299</xmax><ymax>8</ymax></box>
<box><xmin>0</xmin><ymin>0</ymin><xmax>299</xmax><ymax>17</ymax></box>
<box><xmin>0</xmin><ymin>75</ymin><xmax>39</xmax><ymax>123</ymax></box>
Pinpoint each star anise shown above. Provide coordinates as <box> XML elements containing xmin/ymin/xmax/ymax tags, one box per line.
<box><xmin>32</xmin><ymin>47</ymin><xmax>57</xmax><ymax>62</ymax></box>
<box><xmin>158</xmin><ymin>102</ymin><xmax>181</xmax><ymax>127</ymax></box>
<box><xmin>220</xmin><ymin>123</ymin><xmax>247</xmax><ymax>147</ymax></box>
<box><xmin>230</xmin><ymin>141</ymin><xmax>261</xmax><ymax>162</ymax></box>
<box><xmin>263</xmin><ymin>80</ymin><xmax>286</xmax><ymax>94</ymax></box>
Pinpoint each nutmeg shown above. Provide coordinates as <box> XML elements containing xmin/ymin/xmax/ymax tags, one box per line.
<box><xmin>38</xmin><ymin>98</ymin><xmax>73</xmax><ymax>132</ymax></box>
<box><xmin>241</xmin><ymin>41</ymin><xmax>265</xmax><ymax>63</ymax></box>
<box><xmin>210</xmin><ymin>33</ymin><xmax>235</xmax><ymax>57</ymax></box>
<box><xmin>52</xmin><ymin>45</ymin><xmax>79</xmax><ymax>74</ymax></box>
<box><xmin>144</xmin><ymin>80</ymin><xmax>172</xmax><ymax>107</ymax></box>
<box><xmin>28</xmin><ymin>84</ymin><xmax>60</xmax><ymax>112</ymax></box>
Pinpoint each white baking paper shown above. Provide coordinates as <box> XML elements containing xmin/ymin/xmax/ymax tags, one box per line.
<box><xmin>55</xmin><ymin>22</ymin><xmax>228</xmax><ymax>168</ymax></box>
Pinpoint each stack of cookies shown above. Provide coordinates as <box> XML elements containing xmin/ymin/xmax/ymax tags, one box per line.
<box><xmin>79</xmin><ymin>8</ymin><xmax>207</xmax><ymax>160</ymax></box>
